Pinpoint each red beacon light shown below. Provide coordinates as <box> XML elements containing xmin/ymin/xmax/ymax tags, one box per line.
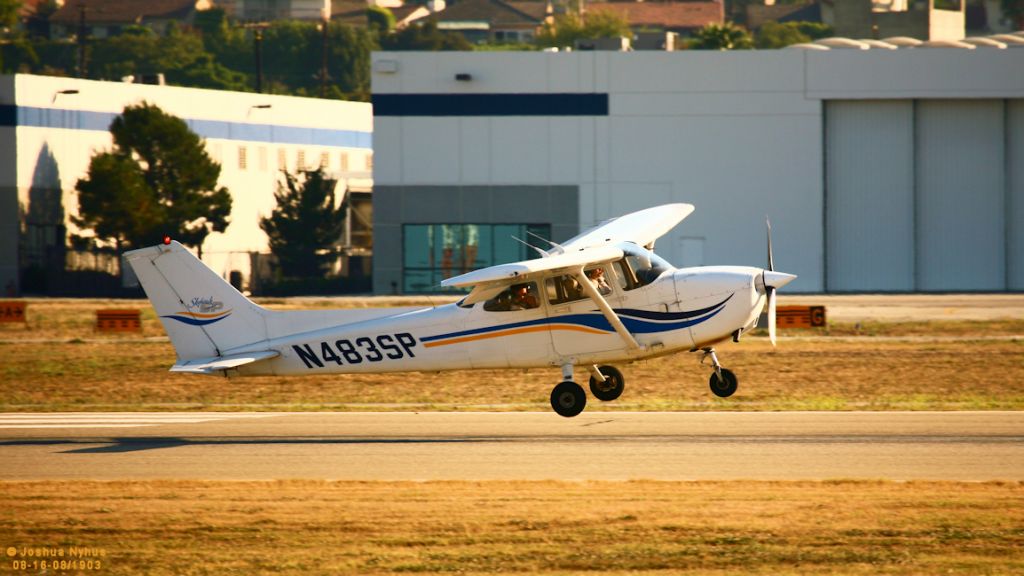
<box><xmin>163</xmin><ymin>235</ymin><xmax>172</xmax><ymax>245</ymax></box>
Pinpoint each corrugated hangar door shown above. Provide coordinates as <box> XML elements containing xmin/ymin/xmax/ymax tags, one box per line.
<box><xmin>825</xmin><ymin>101</ymin><xmax>914</xmax><ymax>291</ymax></box>
<box><xmin>1009</xmin><ymin>100</ymin><xmax>1024</xmax><ymax>291</ymax></box>
<box><xmin>916</xmin><ymin>100</ymin><xmax>1005</xmax><ymax>291</ymax></box>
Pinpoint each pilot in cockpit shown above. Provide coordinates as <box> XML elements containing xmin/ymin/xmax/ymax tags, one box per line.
<box><xmin>511</xmin><ymin>283</ymin><xmax>539</xmax><ymax>310</ymax></box>
<box><xmin>586</xmin><ymin>267</ymin><xmax>612</xmax><ymax>295</ymax></box>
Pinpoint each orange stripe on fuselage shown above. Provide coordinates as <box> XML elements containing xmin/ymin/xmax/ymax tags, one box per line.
<box><xmin>422</xmin><ymin>324</ymin><xmax>609</xmax><ymax>348</ymax></box>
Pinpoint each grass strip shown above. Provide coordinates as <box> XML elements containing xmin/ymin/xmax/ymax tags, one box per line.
<box><xmin>1</xmin><ymin>480</ymin><xmax>1021</xmax><ymax>575</ymax></box>
<box><xmin>2</xmin><ymin>339</ymin><xmax>1023</xmax><ymax>412</ymax></box>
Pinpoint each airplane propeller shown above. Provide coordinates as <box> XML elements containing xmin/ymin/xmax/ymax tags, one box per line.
<box><xmin>758</xmin><ymin>218</ymin><xmax>796</xmax><ymax>347</ymax></box>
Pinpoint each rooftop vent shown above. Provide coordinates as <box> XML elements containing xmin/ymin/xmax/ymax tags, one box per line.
<box><xmin>881</xmin><ymin>36</ymin><xmax>923</xmax><ymax>47</ymax></box>
<box><xmin>813</xmin><ymin>37</ymin><xmax>870</xmax><ymax>49</ymax></box>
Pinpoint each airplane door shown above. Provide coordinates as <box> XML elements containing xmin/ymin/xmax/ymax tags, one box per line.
<box><xmin>546</xmin><ymin>268</ymin><xmax>626</xmax><ymax>357</ymax></box>
<box><xmin>456</xmin><ymin>281</ymin><xmax>553</xmax><ymax>369</ymax></box>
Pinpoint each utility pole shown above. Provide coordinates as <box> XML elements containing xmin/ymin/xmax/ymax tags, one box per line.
<box><xmin>76</xmin><ymin>2</ymin><xmax>87</xmax><ymax>78</ymax></box>
<box><xmin>320</xmin><ymin>19</ymin><xmax>329</xmax><ymax>98</ymax></box>
<box><xmin>254</xmin><ymin>28</ymin><xmax>264</xmax><ymax>93</ymax></box>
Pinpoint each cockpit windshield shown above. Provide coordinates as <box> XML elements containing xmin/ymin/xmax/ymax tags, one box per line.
<box><xmin>618</xmin><ymin>243</ymin><xmax>674</xmax><ymax>288</ymax></box>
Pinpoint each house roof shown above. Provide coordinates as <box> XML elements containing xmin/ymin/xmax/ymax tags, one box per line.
<box><xmin>507</xmin><ymin>1</ymin><xmax>550</xmax><ymax>21</ymax></box>
<box><xmin>331</xmin><ymin>0</ymin><xmax>371</xmax><ymax>26</ymax></box>
<box><xmin>19</xmin><ymin>0</ymin><xmax>53</xmax><ymax>18</ymax></box>
<box><xmin>436</xmin><ymin>0</ymin><xmax>545</xmax><ymax>27</ymax></box>
<box><xmin>50</xmin><ymin>0</ymin><xmax>207</xmax><ymax>25</ymax></box>
<box><xmin>586</xmin><ymin>1</ymin><xmax>723</xmax><ymax>32</ymax></box>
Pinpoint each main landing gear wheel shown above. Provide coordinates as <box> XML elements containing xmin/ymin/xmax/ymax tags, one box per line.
<box><xmin>551</xmin><ymin>381</ymin><xmax>587</xmax><ymax>418</ymax></box>
<box><xmin>709</xmin><ymin>368</ymin><xmax>738</xmax><ymax>398</ymax></box>
<box><xmin>589</xmin><ymin>365</ymin><xmax>625</xmax><ymax>402</ymax></box>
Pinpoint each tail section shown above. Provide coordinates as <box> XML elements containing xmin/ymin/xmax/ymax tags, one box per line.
<box><xmin>125</xmin><ymin>241</ymin><xmax>269</xmax><ymax>361</ymax></box>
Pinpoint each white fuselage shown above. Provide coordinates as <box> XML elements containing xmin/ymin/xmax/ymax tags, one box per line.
<box><xmin>232</xmin><ymin>265</ymin><xmax>767</xmax><ymax>377</ymax></box>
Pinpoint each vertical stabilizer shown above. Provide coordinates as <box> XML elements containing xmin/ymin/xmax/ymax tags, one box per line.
<box><xmin>124</xmin><ymin>241</ymin><xmax>268</xmax><ymax>361</ymax></box>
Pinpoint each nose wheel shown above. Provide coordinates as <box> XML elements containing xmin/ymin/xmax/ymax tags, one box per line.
<box><xmin>701</xmin><ymin>347</ymin><xmax>738</xmax><ymax>398</ymax></box>
<box><xmin>588</xmin><ymin>365</ymin><xmax>625</xmax><ymax>402</ymax></box>
<box><xmin>709</xmin><ymin>368</ymin><xmax>738</xmax><ymax>397</ymax></box>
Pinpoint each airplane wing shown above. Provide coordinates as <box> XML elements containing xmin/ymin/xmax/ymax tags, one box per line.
<box><xmin>441</xmin><ymin>244</ymin><xmax>625</xmax><ymax>289</ymax></box>
<box><xmin>170</xmin><ymin>350</ymin><xmax>280</xmax><ymax>375</ymax></box>
<box><xmin>561</xmin><ymin>203</ymin><xmax>694</xmax><ymax>250</ymax></box>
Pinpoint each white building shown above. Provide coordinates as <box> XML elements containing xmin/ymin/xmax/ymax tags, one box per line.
<box><xmin>1</xmin><ymin>74</ymin><xmax>372</xmax><ymax>295</ymax></box>
<box><xmin>370</xmin><ymin>47</ymin><xmax>1024</xmax><ymax>294</ymax></box>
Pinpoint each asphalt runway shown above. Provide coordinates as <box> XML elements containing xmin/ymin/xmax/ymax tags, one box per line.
<box><xmin>1</xmin><ymin>411</ymin><xmax>1022</xmax><ymax>481</ymax></box>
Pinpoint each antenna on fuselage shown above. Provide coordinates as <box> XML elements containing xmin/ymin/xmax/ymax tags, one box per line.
<box><xmin>526</xmin><ymin>230</ymin><xmax>566</xmax><ymax>256</ymax></box>
<box><xmin>511</xmin><ymin>236</ymin><xmax>550</xmax><ymax>259</ymax></box>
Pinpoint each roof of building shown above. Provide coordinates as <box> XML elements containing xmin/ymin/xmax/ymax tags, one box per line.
<box><xmin>19</xmin><ymin>0</ymin><xmax>53</xmax><ymax>18</ymax></box>
<box><xmin>507</xmin><ymin>1</ymin><xmax>550</xmax><ymax>21</ymax></box>
<box><xmin>436</xmin><ymin>0</ymin><xmax>545</xmax><ymax>27</ymax></box>
<box><xmin>50</xmin><ymin>0</ymin><xmax>208</xmax><ymax>24</ymax></box>
<box><xmin>332</xmin><ymin>0</ymin><xmax>370</xmax><ymax>25</ymax></box>
<box><xmin>586</xmin><ymin>1</ymin><xmax>723</xmax><ymax>32</ymax></box>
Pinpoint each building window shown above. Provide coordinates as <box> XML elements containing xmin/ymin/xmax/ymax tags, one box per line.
<box><xmin>297</xmin><ymin>150</ymin><xmax>306</xmax><ymax>170</ymax></box>
<box><xmin>238</xmin><ymin>146</ymin><xmax>248</xmax><ymax>170</ymax></box>
<box><xmin>402</xmin><ymin>223</ymin><xmax>551</xmax><ymax>293</ymax></box>
<box><xmin>320</xmin><ymin>151</ymin><xmax>329</xmax><ymax>168</ymax></box>
<box><xmin>340</xmin><ymin>152</ymin><xmax>349</xmax><ymax>172</ymax></box>
<box><xmin>366</xmin><ymin>152</ymin><xmax>373</xmax><ymax>171</ymax></box>
<box><xmin>277</xmin><ymin>148</ymin><xmax>287</xmax><ymax>171</ymax></box>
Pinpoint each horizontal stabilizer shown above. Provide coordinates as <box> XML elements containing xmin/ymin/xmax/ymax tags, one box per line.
<box><xmin>170</xmin><ymin>350</ymin><xmax>279</xmax><ymax>375</ymax></box>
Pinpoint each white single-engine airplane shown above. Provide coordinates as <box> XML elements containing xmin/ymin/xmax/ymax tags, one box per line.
<box><xmin>126</xmin><ymin>203</ymin><xmax>795</xmax><ymax>417</ymax></box>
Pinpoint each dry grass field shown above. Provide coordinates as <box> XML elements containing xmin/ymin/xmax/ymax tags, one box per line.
<box><xmin>1</xmin><ymin>298</ymin><xmax>1023</xmax><ymax>412</ymax></box>
<box><xmin>2</xmin><ymin>299</ymin><xmax>1023</xmax><ymax>575</ymax></box>
<box><xmin>1</xmin><ymin>480</ymin><xmax>1021</xmax><ymax>575</ymax></box>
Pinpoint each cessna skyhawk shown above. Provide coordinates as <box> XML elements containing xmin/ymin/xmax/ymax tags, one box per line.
<box><xmin>126</xmin><ymin>203</ymin><xmax>796</xmax><ymax>417</ymax></box>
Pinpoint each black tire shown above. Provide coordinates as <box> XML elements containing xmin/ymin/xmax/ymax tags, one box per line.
<box><xmin>709</xmin><ymin>368</ymin><xmax>738</xmax><ymax>398</ymax></box>
<box><xmin>550</xmin><ymin>381</ymin><xmax>587</xmax><ymax>418</ymax></box>
<box><xmin>589</xmin><ymin>365</ymin><xmax>625</xmax><ymax>402</ymax></box>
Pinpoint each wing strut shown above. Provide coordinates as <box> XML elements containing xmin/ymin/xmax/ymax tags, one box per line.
<box><xmin>573</xmin><ymin>267</ymin><xmax>641</xmax><ymax>350</ymax></box>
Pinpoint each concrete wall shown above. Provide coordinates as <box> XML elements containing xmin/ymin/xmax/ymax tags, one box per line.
<box><xmin>373</xmin><ymin>51</ymin><xmax>823</xmax><ymax>292</ymax></box>
<box><xmin>2</xmin><ymin>74</ymin><xmax>373</xmax><ymax>294</ymax></box>
<box><xmin>371</xmin><ymin>48</ymin><xmax>1024</xmax><ymax>294</ymax></box>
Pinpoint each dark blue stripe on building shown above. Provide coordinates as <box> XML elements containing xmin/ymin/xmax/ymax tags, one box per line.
<box><xmin>0</xmin><ymin>104</ymin><xmax>372</xmax><ymax>148</ymax></box>
<box><xmin>372</xmin><ymin>93</ymin><xmax>609</xmax><ymax>117</ymax></box>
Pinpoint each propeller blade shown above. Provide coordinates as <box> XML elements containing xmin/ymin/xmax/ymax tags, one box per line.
<box><xmin>766</xmin><ymin>217</ymin><xmax>775</xmax><ymax>272</ymax></box>
<box><xmin>767</xmin><ymin>286</ymin><xmax>777</xmax><ymax>347</ymax></box>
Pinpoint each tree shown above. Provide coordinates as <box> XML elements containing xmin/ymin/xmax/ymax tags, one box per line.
<box><xmin>367</xmin><ymin>5</ymin><xmax>396</xmax><ymax>33</ymax></box>
<box><xmin>0</xmin><ymin>0</ymin><xmax>20</xmax><ymax>32</ymax></box>
<box><xmin>74</xmin><ymin>102</ymin><xmax>231</xmax><ymax>252</ymax></box>
<box><xmin>260</xmin><ymin>168</ymin><xmax>347</xmax><ymax>278</ymax></box>
<box><xmin>690</xmin><ymin>22</ymin><xmax>754</xmax><ymax>50</ymax></box>
<box><xmin>755</xmin><ymin>21</ymin><xmax>810</xmax><ymax>49</ymax></box>
<box><xmin>379</xmin><ymin>18</ymin><xmax>472</xmax><ymax>50</ymax></box>
<box><xmin>536</xmin><ymin>11</ymin><xmax>631</xmax><ymax>48</ymax></box>
<box><xmin>1002</xmin><ymin>0</ymin><xmax>1024</xmax><ymax>29</ymax></box>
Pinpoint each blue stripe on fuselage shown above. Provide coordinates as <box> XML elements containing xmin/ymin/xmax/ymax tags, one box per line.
<box><xmin>422</xmin><ymin>294</ymin><xmax>733</xmax><ymax>343</ymax></box>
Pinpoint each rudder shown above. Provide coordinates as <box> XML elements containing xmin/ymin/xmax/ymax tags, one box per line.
<box><xmin>124</xmin><ymin>241</ymin><xmax>268</xmax><ymax>361</ymax></box>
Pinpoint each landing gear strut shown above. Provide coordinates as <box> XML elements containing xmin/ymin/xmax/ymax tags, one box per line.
<box><xmin>550</xmin><ymin>363</ymin><xmax>586</xmax><ymax>418</ymax></box>
<box><xmin>588</xmin><ymin>365</ymin><xmax>625</xmax><ymax>402</ymax></box>
<box><xmin>701</xmin><ymin>347</ymin><xmax>738</xmax><ymax>398</ymax></box>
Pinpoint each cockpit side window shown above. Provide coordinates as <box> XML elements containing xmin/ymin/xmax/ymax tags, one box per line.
<box><xmin>483</xmin><ymin>282</ymin><xmax>541</xmax><ymax>312</ymax></box>
<box><xmin>546</xmin><ymin>266</ymin><xmax>614</xmax><ymax>304</ymax></box>
<box><xmin>618</xmin><ymin>245</ymin><xmax>673</xmax><ymax>290</ymax></box>
<box><xmin>546</xmin><ymin>275</ymin><xmax>584</xmax><ymax>305</ymax></box>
